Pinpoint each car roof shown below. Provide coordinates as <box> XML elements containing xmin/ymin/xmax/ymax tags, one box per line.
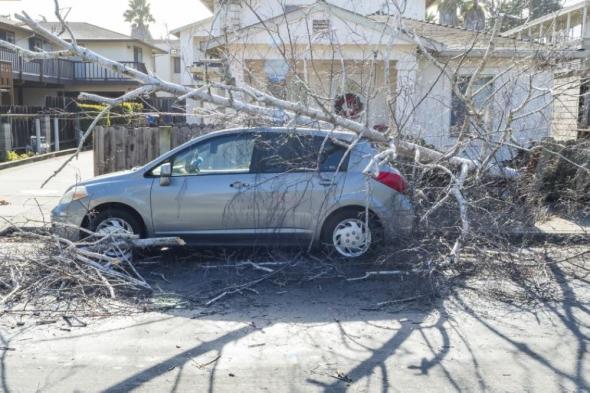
<box><xmin>203</xmin><ymin>127</ymin><xmax>359</xmax><ymax>142</ymax></box>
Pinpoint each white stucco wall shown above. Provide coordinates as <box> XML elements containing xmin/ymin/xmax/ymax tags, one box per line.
<box><xmin>153</xmin><ymin>40</ymin><xmax>182</xmax><ymax>95</ymax></box>
<box><xmin>179</xmin><ymin>30</ymin><xmax>197</xmax><ymax>86</ymax></box>
<box><xmin>410</xmin><ymin>58</ymin><xmax>554</xmax><ymax>160</ymax></box>
<box><xmin>79</xmin><ymin>41</ymin><xmax>157</xmax><ymax>72</ymax></box>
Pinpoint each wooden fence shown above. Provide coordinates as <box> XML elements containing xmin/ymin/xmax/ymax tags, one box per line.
<box><xmin>93</xmin><ymin>125</ymin><xmax>218</xmax><ymax>175</ymax></box>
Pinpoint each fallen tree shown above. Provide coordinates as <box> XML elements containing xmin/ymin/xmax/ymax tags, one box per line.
<box><xmin>0</xmin><ymin>225</ymin><xmax>184</xmax><ymax>307</ymax></box>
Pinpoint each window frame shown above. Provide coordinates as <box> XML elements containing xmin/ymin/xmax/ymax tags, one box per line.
<box><xmin>173</xmin><ymin>56</ymin><xmax>181</xmax><ymax>74</ymax></box>
<box><xmin>147</xmin><ymin>132</ymin><xmax>257</xmax><ymax>178</ymax></box>
<box><xmin>312</xmin><ymin>19</ymin><xmax>330</xmax><ymax>34</ymax></box>
<box><xmin>250</xmin><ymin>132</ymin><xmax>350</xmax><ymax>174</ymax></box>
<box><xmin>0</xmin><ymin>30</ymin><xmax>15</xmax><ymax>44</ymax></box>
<box><xmin>450</xmin><ymin>75</ymin><xmax>494</xmax><ymax>137</ymax></box>
<box><xmin>133</xmin><ymin>46</ymin><xmax>144</xmax><ymax>63</ymax></box>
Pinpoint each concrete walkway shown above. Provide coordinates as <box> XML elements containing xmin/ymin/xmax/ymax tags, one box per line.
<box><xmin>0</xmin><ymin>151</ymin><xmax>93</xmax><ymax>232</ymax></box>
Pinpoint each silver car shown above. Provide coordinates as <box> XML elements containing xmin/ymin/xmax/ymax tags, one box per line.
<box><xmin>52</xmin><ymin>128</ymin><xmax>414</xmax><ymax>258</ymax></box>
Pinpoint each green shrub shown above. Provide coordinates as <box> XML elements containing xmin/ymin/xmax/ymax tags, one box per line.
<box><xmin>5</xmin><ymin>151</ymin><xmax>33</xmax><ymax>162</ymax></box>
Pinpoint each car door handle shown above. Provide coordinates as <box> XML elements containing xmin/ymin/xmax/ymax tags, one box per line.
<box><xmin>230</xmin><ymin>181</ymin><xmax>249</xmax><ymax>189</ymax></box>
<box><xmin>319</xmin><ymin>178</ymin><xmax>337</xmax><ymax>186</ymax></box>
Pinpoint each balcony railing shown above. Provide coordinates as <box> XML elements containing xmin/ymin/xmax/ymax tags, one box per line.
<box><xmin>190</xmin><ymin>60</ymin><xmax>224</xmax><ymax>83</ymax></box>
<box><xmin>0</xmin><ymin>46</ymin><xmax>146</xmax><ymax>84</ymax></box>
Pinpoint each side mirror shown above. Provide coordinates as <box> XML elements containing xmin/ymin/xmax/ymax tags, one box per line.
<box><xmin>160</xmin><ymin>162</ymin><xmax>172</xmax><ymax>186</ymax></box>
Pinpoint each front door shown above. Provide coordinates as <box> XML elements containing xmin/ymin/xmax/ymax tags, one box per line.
<box><xmin>150</xmin><ymin>132</ymin><xmax>258</xmax><ymax>237</ymax></box>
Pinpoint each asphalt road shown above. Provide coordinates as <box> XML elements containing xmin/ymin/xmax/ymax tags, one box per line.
<box><xmin>0</xmin><ymin>151</ymin><xmax>93</xmax><ymax>230</ymax></box>
<box><xmin>0</xmin><ymin>273</ymin><xmax>588</xmax><ymax>393</ymax></box>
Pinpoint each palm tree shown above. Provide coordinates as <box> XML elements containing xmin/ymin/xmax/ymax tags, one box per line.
<box><xmin>462</xmin><ymin>0</ymin><xmax>486</xmax><ymax>31</ymax></box>
<box><xmin>438</xmin><ymin>0</ymin><xmax>461</xmax><ymax>27</ymax></box>
<box><xmin>437</xmin><ymin>0</ymin><xmax>486</xmax><ymax>30</ymax></box>
<box><xmin>123</xmin><ymin>0</ymin><xmax>155</xmax><ymax>41</ymax></box>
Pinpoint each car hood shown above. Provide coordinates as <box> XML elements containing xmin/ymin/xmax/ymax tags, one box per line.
<box><xmin>77</xmin><ymin>169</ymin><xmax>137</xmax><ymax>187</ymax></box>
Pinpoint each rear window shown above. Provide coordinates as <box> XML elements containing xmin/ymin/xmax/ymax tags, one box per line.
<box><xmin>251</xmin><ymin>133</ymin><xmax>349</xmax><ymax>174</ymax></box>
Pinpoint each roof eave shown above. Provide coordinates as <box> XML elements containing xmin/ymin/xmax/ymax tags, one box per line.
<box><xmin>170</xmin><ymin>17</ymin><xmax>213</xmax><ymax>37</ymax></box>
<box><xmin>67</xmin><ymin>38</ymin><xmax>167</xmax><ymax>54</ymax></box>
<box><xmin>0</xmin><ymin>21</ymin><xmax>32</xmax><ymax>34</ymax></box>
<box><xmin>201</xmin><ymin>0</ymin><xmax>214</xmax><ymax>12</ymax></box>
<box><xmin>436</xmin><ymin>48</ymin><xmax>588</xmax><ymax>59</ymax></box>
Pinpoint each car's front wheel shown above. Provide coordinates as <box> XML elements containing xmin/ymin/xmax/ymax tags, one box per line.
<box><xmin>87</xmin><ymin>207</ymin><xmax>142</xmax><ymax>260</ymax></box>
<box><xmin>321</xmin><ymin>209</ymin><xmax>381</xmax><ymax>258</ymax></box>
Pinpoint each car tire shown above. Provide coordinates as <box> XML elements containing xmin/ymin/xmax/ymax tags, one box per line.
<box><xmin>321</xmin><ymin>209</ymin><xmax>382</xmax><ymax>259</ymax></box>
<box><xmin>87</xmin><ymin>207</ymin><xmax>143</xmax><ymax>237</ymax></box>
<box><xmin>85</xmin><ymin>207</ymin><xmax>143</xmax><ymax>261</ymax></box>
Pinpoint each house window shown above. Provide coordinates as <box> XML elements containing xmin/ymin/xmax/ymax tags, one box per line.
<box><xmin>313</xmin><ymin>19</ymin><xmax>330</xmax><ymax>33</ymax></box>
<box><xmin>28</xmin><ymin>37</ymin><xmax>45</xmax><ymax>51</ymax></box>
<box><xmin>450</xmin><ymin>76</ymin><xmax>493</xmax><ymax>137</ymax></box>
<box><xmin>0</xmin><ymin>30</ymin><xmax>15</xmax><ymax>44</ymax></box>
<box><xmin>264</xmin><ymin>59</ymin><xmax>289</xmax><ymax>100</ymax></box>
<box><xmin>173</xmin><ymin>57</ymin><xmax>181</xmax><ymax>74</ymax></box>
<box><xmin>133</xmin><ymin>46</ymin><xmax>144</xmax><ymax>63</ymax></box>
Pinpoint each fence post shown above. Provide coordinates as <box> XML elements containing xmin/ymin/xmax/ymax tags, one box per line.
<box><xmin>159</xmin><ymin>126</ymin><xmax>172</xmax><ymax>155</ymax></box>
<box><xmin>44</xmin><ymin>115</ymin><xmax>51</xmax><ymax>152</ymax></box>
<box><xmin>74</xmin><ymin>113</ymin><xmax>82</xmax><ymax>146</ymax></box>
<box><xmin>0</xmin><ymin>123</ymin><xmax>12</xmax><ymax>161</ymax></box>
<box><xmin>35</xmin><ymin>117</ymin><xmax>41</xmax><ymax>153</ymax></box>
<box><xmin>53</xmin><ymin>117</ymin><xmax>60</xmax><ymax>151</ymax></box>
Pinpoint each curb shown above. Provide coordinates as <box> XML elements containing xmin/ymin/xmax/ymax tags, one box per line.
<box><xmin>0</xmin><ymin>148</ymin><xmax>79</xmax><ymax>171</ymax></box>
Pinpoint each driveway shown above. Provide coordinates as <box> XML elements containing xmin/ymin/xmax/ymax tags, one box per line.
<box><xmin>0</xmin><ymin>151</ymin><xmax>93</xmax><ymax>231</ymax></box>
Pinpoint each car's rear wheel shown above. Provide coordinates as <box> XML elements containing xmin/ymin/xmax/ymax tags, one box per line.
<box><xmin>87</xmin><ymin>208</ymin><xmax>142</xmax><ymax>260</ymax></box>
<box><xmin>321</xmin><ymin>209</ymin><xmax>382</xmax><ymax>258</ymax></box>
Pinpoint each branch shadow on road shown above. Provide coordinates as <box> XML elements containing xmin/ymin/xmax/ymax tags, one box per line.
<box><xmin>2</xmin><ymin>244</ymin><xmax>589</xmax><ymax>392</ymax></box>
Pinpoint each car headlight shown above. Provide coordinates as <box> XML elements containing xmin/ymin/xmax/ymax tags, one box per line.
<box><xmin>60</xmin><ymin>186</ymin><xmax>88</xmax><ymax>204</ymax></box>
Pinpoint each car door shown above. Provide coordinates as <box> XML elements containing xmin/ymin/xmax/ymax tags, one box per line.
<box><xmin>149</xmin><ymin>132</ymin><xmax>258</xmax><ymax>237</ymax></box>
<box><xmin>249</xmin><ymin>132</ymin><xmax>349</xmax><ymax>237</ymax></box>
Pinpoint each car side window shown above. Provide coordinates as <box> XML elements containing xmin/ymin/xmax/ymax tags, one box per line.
<box><xmin>171</xmin><ymin>134</ymin><xmax>256</xmax><ymax>176</ymax></box>
<box><xmin>316</xmin><ymin>137</ymin><xmax>349</xmax><ymax>172</ymax></box>
<box><xmin>251</xmin><ymin>133</ymin><xmax>349</xmax><ymax>173</ymax></box>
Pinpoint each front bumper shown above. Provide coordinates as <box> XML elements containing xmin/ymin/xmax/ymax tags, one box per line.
<box><xmin>51</xmin><ymin>200</ymin><xmax>90</xmax><ymax>241</ymax></box>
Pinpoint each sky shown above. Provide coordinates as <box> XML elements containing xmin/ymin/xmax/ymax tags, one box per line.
<box><xmin>0</xmin><ymin>0</ymin><xmax>212</xmax><ymax>39</ymax></box>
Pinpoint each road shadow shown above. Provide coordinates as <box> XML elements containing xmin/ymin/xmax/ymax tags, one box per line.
<box><xmin>2</xmin><ymin>245</ymin><xmax>589</xmax><ymax>392</ymax></box>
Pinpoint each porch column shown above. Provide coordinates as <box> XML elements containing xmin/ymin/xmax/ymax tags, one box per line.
<box><xmin>583</xmin><ymin>5</ymin><xmax>589</xmax><ymax>41</ymax></box>
<box><xmin>221</xmin><ymin>58</ymin><xmax>246</xmax><ymax>120</ymax></box>
<box><xmin>394</xmin><ymin>54</ymin><xmax>419</xmax><ymax>136</ymax></box>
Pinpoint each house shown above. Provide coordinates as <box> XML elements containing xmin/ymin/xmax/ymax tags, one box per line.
<box><xmin>152</xmin><ymin>38</ymin><xmax>182</xmax><ymax>93</ymax></box>
<box><xmin>170</xmin><ymin>0</ymin><xmax>583</xmax><ymax>160</ymax></box>
<box><xmin>501</xmin><ymin>0</ymin><xmax>590</xmax><ymax>140</ymax></box>
<box><xmin>0</xmin><ymin>18</ymin><xmax>166</xmax><ymax>106</ymax></box>
<box><xmin>170</xmin><ymin>17</ymin><xmax>216</xmax><ymax>122</ymax></box>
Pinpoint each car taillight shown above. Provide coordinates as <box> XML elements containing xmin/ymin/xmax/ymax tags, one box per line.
<box><xmin>374</xmin><ymin>171</ymin><xmax>408</xmax><ymax>193</ymax></box>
